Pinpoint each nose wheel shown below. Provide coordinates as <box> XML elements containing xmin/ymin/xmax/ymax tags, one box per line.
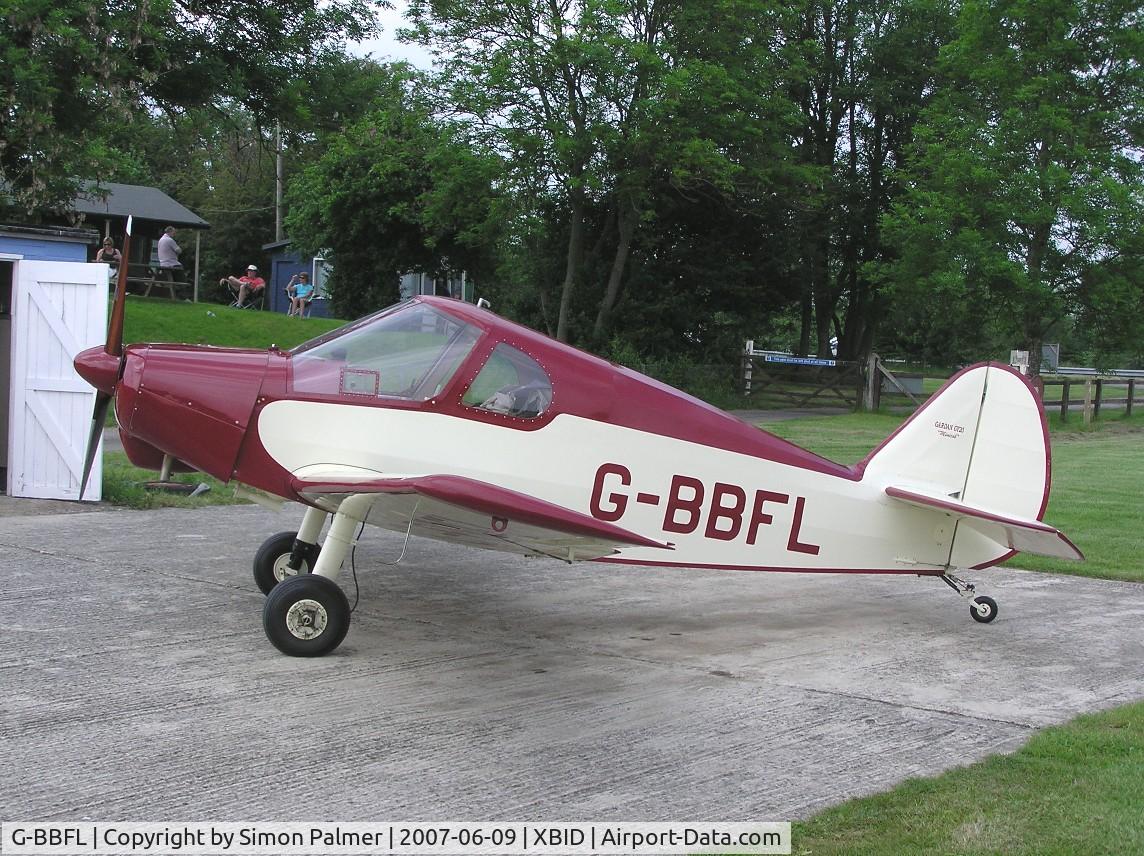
<box><xmin>941</xmin><ymin>572</ymin><xmax>999</xmax><ymax>624</ymax></box>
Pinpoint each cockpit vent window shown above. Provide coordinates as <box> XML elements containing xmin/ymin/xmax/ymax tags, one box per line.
<box><xmin>463</xmin><ymin>344</ymin><xmax>552</xmax><ymax>419</ymax></box>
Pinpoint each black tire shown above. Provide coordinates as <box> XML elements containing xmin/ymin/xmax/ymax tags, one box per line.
<box><xmin>262</xmin><ymin>575</ymin><xmax>350</xmax><ymax>657</ymax></box>
<box><xmin>970</xmin><ymin>595</ymin><xmax>998</xmax><ymax>624</ymax></box>
<box><xmin>253</xmin><ymin>531</ymin><xmax>310</xmax><ymax>595</ymax></box>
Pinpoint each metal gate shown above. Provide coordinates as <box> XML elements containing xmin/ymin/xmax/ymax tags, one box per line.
<box><xmin>741</xmin><ymin>343</ymin><xmax>863</xmax><ymax>409</ymax></box>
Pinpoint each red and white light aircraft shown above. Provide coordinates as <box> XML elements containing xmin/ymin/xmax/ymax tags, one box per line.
<box><xmin>75</xmin><ymin>248</ymin><xmax>1082</xmax><ymax>656</ymax></box>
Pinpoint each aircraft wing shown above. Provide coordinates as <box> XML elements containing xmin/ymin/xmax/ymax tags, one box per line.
<box><xmin>885</xmin><ymin>484</ymin><xmax>1084</xmax><ymax>561</ymax></box>
<box><xmin>292</xmin><ymin>473</ymin><xmax>673</xmax><ymax>561</ymax></box>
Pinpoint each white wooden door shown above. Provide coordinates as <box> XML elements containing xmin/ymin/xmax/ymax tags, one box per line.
<box><xmin>8</xmin><ymin>260</ymin><xmax>109</xmax><ymax>500</ymax></box>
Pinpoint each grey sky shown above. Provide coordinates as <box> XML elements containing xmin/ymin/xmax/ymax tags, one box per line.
<box><xmin>348</xmin><ymin>1</ymin><xmax>434</xmax><ymax>69</ymax></box>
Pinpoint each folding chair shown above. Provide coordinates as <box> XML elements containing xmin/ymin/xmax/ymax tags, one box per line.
<box><xmin>238</xmin><ymin>288</ymin><xmax>265</xmax><ymax>310</ymax></box>
<box><xmin>286</xmin><ymin>289</ymin><xmax>315</xmax><ymax>317</ymax></box>
<box><xmin>224</xmin><ymin>280</ymin><xmax>265</xmax><ymax>310</ymax></box>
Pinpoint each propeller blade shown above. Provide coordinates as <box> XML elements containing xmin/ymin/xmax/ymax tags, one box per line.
<box><xmin>106</xmin><ymin>215</ymin><xmax>132</xmax><ymax>356</ymax></box>
<box><xmin>79</xmin><ymin>391</ymin><xmax>113</xmax><ymax>499</ymax></box>
<box><xmin>80</xmin><ymin>215</ymin><xmax>133</xmax><ymax>499</ymax></box>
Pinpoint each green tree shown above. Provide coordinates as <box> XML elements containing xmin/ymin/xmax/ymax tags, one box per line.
<box><xmin>782</xmin><ymin>0</ymin><xmax>954</xmax><ymax>359</ymax></box>
<box><xmin>589</xmin><ymin>0</ymin><xmax>807</xmax><ymax>347</ymax></box>
<box><xmin>407</xmin><ymin>0</ymin><xmax>807</xmax><ymax>349</ymax></box>
<box><xmin>406</xmin><ymin>0</ymin><xmax>639</xmax><ymax>341</ymax></box>
<box><xmin>0</xmin><ymin>0</ymin><xmax>382</xmax><ymax>217</ymax></box>
<box><xmin>284</xmin><ymin>70</ymin><xmax>503</xmax><ymax>318</ymax></box>
<box><xmin>879</xmin><ymin>0</ymin><xmax>1143</xmax><ymax>375</ymax></box>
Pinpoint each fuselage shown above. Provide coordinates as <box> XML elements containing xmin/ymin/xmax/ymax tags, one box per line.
<box><xmin>104</xmin><ymin>296</ymin><xmax>1014</xmax><ymax>574</ymax></box>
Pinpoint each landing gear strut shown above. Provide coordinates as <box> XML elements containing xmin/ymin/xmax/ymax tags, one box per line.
<box><xmin>941</xmin><ymin>571</ymin><xmax>999</xmax><ymax>624</ymax></box>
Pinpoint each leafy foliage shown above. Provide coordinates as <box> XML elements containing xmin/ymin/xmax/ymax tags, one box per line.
<box><xmin>284</xmin><ymin>66</ymin><xmax>504</xmax><ymax>318</ymax></box>
<box><xmin>877</xmin><ymin>0</ymin><xmax>1143</xmax><ymax>374</ymax></box>
<box><xmin>5</xmin><ymin>0</ymin><xmax>1139</xmax><ymax>373</ymax></box>
<box><xmin>0</xmin><ymin>0</ymin><xmax>383</xmax><ymax>217</ymax></box>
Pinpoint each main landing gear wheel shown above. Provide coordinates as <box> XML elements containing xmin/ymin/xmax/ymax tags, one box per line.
<box><xmin>262</xmin><ymin>575</ymin><xmax>350</xmax><ymax>657</ymax></box>
<box><xmin>970</xmin><ymin>595</ymin><xmax>999</xmax><ymax>624</ymax></box>
<box><xmin>253</xmin><ymin>531</ymin><xmax>317</xmax><ymax>594</ymax></box>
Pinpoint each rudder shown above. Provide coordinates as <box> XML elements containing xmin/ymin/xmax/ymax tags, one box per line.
<box><xmin>862</xmin><ymin>363</ymin><xmax>1059</xmax><ymax>567</ymax></box>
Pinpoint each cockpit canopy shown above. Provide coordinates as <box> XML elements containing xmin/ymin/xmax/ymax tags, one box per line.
<box><xmin>289</xmin><ymin>300</ymin><xmax>553</xmax><ymax>418</ymax></box>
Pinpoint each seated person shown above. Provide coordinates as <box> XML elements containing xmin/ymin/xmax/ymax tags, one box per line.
<box><xmin>94</xmin><ymin>237</ymin><xmax>122</xmax><ymax>281</ymax></box>
<box><xmin>285</xmin><ymin>272</ymin><xmax>316</xmax><ymax>316</ymax></box>
<box><xmin>480</xmin><ymin>381</ymin><xmax>553</xmax><ymax>418</ymax></box>
<box><xmin>220</xmin><ymin>265</ymin><xmax>266</xmax><ymax>307</ymax></box>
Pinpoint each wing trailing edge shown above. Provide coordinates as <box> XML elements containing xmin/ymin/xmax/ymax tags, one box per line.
<box><xmin>885</xmin><ymin>484</ymin><xmax>1083</xmax><ymax>562</ymax></box>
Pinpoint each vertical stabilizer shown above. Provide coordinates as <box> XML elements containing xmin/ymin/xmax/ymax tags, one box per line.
<box><xmin>862</xmin><ymin>363</ymin><xmax>1054</xmax><ymax>567</ymax></box>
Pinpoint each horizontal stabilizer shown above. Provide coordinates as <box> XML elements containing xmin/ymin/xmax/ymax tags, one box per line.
<box><xmin>293</xmin><ymin>472</ymin><xmax>672</xmax><ymax>558</ymax></box>
<box><xmin>886</xmin><ymin>485</ymin><xmax>1083</xmax><ymax>562</ymax></box>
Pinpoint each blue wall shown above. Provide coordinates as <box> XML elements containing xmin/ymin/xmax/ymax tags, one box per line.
<box><xmin>0</xmin><ymin>235</ymin><xmax>91</xmax><ymax>263</ymax></box>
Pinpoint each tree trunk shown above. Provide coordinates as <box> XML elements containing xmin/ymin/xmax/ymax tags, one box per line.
<box><xmin>811</xmin><ymin>232</ymin><xmax>833</xmax><ymax>358</ymax></box>
<box><xmin>1024</xmin><ymin>202</ymin><xmax>1052</xmax><ymax>378</ymax></box>
<box><xmin>593</xmin><ymin>197</ymin><xmax>638</xmax><ymax>340</ymax></box>
<box><xmin>1027</xmin><ymin>335</ymin><xmax>1044</xmax><ymax>378</ymax></box>
<box><xmin>556</xmin><ymin>185</ymin><xmax>586</xmax><ymax>343</ymax></box>
<box><xmin>798</xmin><ymin>282</ymin><xmax>813</xmax><ymax>356</ymax></box>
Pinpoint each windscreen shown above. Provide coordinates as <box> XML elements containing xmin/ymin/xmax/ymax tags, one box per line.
<box><xmin>290</xmin><ymin>302</ymin><xmax>482</xmax><ymax>401</ymax></box>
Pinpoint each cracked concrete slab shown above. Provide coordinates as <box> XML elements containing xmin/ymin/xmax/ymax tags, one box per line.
<box><xmin>2</xmin><ymin>503</ymin><xmax>1142</xmax><ymax>821</ymax></box>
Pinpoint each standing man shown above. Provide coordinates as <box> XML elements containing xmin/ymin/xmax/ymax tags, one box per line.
<box><xmin>157</xmin><ymin>226</ymin><xmax>183</xmax><ymax>282</ymax></box>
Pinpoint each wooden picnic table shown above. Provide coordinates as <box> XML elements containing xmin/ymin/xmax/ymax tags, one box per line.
<box><xmin>123</xmin><ymin>264</ymin><xmax>189</xmax><ymax>299</ymax></box>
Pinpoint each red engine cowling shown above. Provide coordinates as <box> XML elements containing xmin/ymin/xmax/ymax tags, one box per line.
<box><xmin>114</xmin><ymin>344</ymin><xmax>269</xmax><ymax>482</ymax></box>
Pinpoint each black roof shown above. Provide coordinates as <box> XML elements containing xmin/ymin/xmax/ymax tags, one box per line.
<box><xmin>74</xmin><ymin>182</ymin><xmax>210</xmax><ymax>229</ymax></box>
<box><xmin>0</xmin><ymin>223</ymin><xmax>101</xmax><ymax>244</ymax></box>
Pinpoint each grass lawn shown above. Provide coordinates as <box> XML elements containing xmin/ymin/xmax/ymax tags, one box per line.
<box><xmin>101</xmin><ymin>452</ymin><xmax>249</xmax><ymax>509</ymax></box>
<box><xmin>120</xmin><ymin>294</ymin><xmax>344</xmax><ymax>349</ymax></box>
<box><xmin>792</xmin><ymin>700</ymin><xmax>1144</xmax><ymax>855</ymax></box>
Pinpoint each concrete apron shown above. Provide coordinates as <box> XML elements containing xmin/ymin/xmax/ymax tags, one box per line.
<box><xmin>2</xmin><ymin>503</ymin><xmax>1142</xmax><ymax>821</ymax></box>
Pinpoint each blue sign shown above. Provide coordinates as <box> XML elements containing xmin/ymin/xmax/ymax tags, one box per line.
<box><xmin>763</xmin><ymin>354</ymin><xmax>837</xmax><ymax>367</ymax></box>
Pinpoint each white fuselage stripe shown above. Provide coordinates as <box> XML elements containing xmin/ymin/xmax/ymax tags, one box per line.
<box><xmin>257</xmin><ymin>402</ymin><xmax>996</xmax><ymax>571</ymax></box>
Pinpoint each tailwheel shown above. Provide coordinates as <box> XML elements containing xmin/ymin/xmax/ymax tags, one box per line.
<box><xmin>940</xmin><ymin>572</ymin><xmax>999</xmax><ymax>624</ymax></box>
<box><xmin>970</xmin><ymin>595</ymin><xmax>998</xmax><ymax>624</ymax></box>
<box><xmin>253</xmin><ymin>531</ymin><xmax>319</xmax><ymax>594</ymax></box>
<box><xmin>262</xmin><ymin>575</ymin><xmax>350</xmax><ymax>657</ymax></box>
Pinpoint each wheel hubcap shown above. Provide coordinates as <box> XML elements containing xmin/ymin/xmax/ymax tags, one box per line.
<box><xmin>273</xmin><ymin>553</ymin><xmax>303</xmax><ymax>583</ymax></box>
<box><xmin>285</xmin><ymin>599</ymin><xmax>327</xmax><ymax>639</ymax></box>
<box><xmin>976</xmin><ymin>601</ymin><xmax>992</xmax><ymax>617</ymax></box>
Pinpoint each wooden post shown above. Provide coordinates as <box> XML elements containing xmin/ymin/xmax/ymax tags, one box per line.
<box><xmin>863</xmin><ymin>353</ymin><xmax>877</xmax><ymax>411</ymax></box>
<box><xmin>1060</xmin><ymin>380</ymin><xmax>1070</xmax><ymax>423</ymax></box>
<box><xmin>1094</xmin><ymin>379</ymin><xmax>1103</xmax><ymax>419</ymax></box>
<box><xmin>873</xmin><ymin>358</ymin><xmax>882</xmax><ymax>411</ymax></box>
<box><xmin>1127</xmin><ymin>379</ymin><xmax>1135</xmax><ymax>417</ymax></box>
<box><xmin>1083</xmin><ymin>379</ymin><xmax>1094</xmax><ymax>426</ymax></box>
<box><xmin>193</xmin><ymin>231</ymin><xmax>201</xmax><ymax>303</ymax></box>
